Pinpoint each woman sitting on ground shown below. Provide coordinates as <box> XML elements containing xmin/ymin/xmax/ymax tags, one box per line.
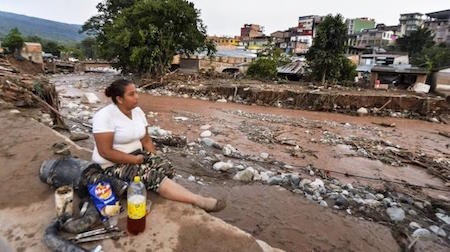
<box><xmin>92</xmin><ymin>79</ymin><xmax>225</xmax><ymax>212</ymax></box>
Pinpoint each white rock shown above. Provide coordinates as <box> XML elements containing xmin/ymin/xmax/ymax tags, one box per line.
<box><xmin>344</xmin><ymin>183</ymin><xmax>354</xmax><ymax>190</ymax></box>
<box><xmin>319</xmin><ymin>200</ymin><xmax>328</xmax><ymax>207</ymax></box>
<box><xmin>233</xmin><ymin>167</ymin><xmax>256</xmax><ymax>182</ymax></box>
<box><xmin>216</xmin><ymin>98</ymin><xmax>227</xmax><ymax>103</ymax></box>
<box><xmin>260</xmin><ymin>171</ymin><xmax>275</xmax><ymax>182</ymax></box>
<box><xmin>409</xmin><ymin>222</ymin><xmax>421</xmax><ymax>229</ymax></box>
<box><xmin>200</xmin><ymin>124</ymin><xmax>211</xmax><ymax>130</ymax></box>
<box><xmin>200</xmin><ymin>130</ymin><xmax>212</xmax><ymax>138</ymax></box>
<box><xmin>235</xmin><ymin>165</ymin><xmax>245</xmax><ymax>170</ymax></box>
<box><xmin>66</xmin><ymin>102</ymin><xmax>79</xmax><ymax>109</ymax></box>
<box><xmin>79</xmin><ymin>110</ymin><xmax>91</xmax><ymax>117</ymax></box>
<box><xmin>148</xmin><ymin>126</ymin><xmax>170</xmax><ymax>137</ymax></box>
<box><xmin>386</xmin><ymin>207</ymin><xmax>405</xmax><ymax>222</ymax></box>
<box><xmin>213</xmin><ymin>161</ymin><xmax>233</xmax><ymax>171</ymax></box>
<box><xmin>357</xmin><ymin>107</ymin><xmax>368</xmax><ymax>116</ymax></box>
<box><xmin>260</xmin><ymin>152</ymin><xmax>269</xmax><ymax>159</ymax></box>
<box><xmin>429</xmin><ymin>117</ymin><xmax>440</xmax><ymax>123</ymax></box>
<box><xmin>310</xmin><ymin>178</ymin><xmax>325</xmax><ymax>189</ymax></box>
<box><xmin>223</xmin><ymin>144</ymin><xmax>239</xmax><ymax>156</ymax></box>
<box><xmin>299</xmin><ymin>179</ymin><xmax>312</xmax><ymax>188</ymax></box>
<box><xmin>81</xmin><ymin>92</ymin><xmax>100</xmax><ymax>104</ymax></box>
<box><xmin>364</xmin><ymin>199</ymin><xmax>382</xmax><ymax>207</ymax></box>
<box><xmin>253</xmin><ymin>172</ymin><xmax>262</xmax><ymax>181</ymax></box>
<box><xmin>182</xmin><ymin>94</ymin><xmax>190</xmax><ymax>98</ymax></box>
<box><xmin>342</xmin><ymin>190</ymin><xmax>349</xmax><ymax>196</ymax></box>
<box><xmin>174</xmin><ymin>116</ymin><xmax>189</xmax><ymax>121</ymax></box>
<box><xmin>375</xmin><ymin>194</ymin><xmax>385</xmax><ymax>200</ymax></box>
<box><xmin>187</xmin><ymin>175</ymin><xmax>196</xmax><ymax>182</ymax></box>
<box><xmin>411</xmin><ymin>228</ymin><xmax>432</xmax><ymax>238</ymax></box>
<box><xmin>429</xmin><ymin>225</ymin><xmax>447</xmax><ymax>237</ymax></box>
<box><xmin>436</xmin><ymin>213</ymin><xmax>450</xmax><ymax>225</ymax></box>
<box><xmin>346</xmin><ymin>209</ymin><xmax>352</xmax><ymax>215</ymax></box>
<box><xmin>283</xmin><ymin>164</ymin><xmax>295</xmax><ymax>170</ymax></box>
<box><xmin>42</xmin><ymin>113</ymin><xmax>51</xmax><ymax>119</ymax></box>
<box><xmin>9</xmin><ymin>109</ymin><xmax>20</xmax><ymax>114</ymax></box>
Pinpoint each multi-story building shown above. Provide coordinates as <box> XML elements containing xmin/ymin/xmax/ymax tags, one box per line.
<box><xmin>246</xmin><ymin>36</ymin><xmax>270</xmax><ymax>53</ymax></box>
<box><xmin>349</xmin><ymin>24</ymin><xmax>398</xmax><ymax>49</ymax></box>
<box><xmin>424</xmin><ymin>9</ymin><xmax>450</xmax><ymax>45</ymax></box>
<box><xmin>271</xmin><ymin>27</ymin><xmax>303</xmax><ymax>54</ymax></box>
<box><xmin>240</xmin><ymin>24</ymin><xmax>264</xmax><ymax>41</ymax></box>
<box><xmin>208</xmin><ymin>36</ymin><xmax>240</xmax><ymax>48</ymax></box>
<box><xmin>289</xmin><ymin>15</ymin><xmax>323</xmax><ymax>54</ymax></box>
<box><xmin>346</xmin><ymin>18</ymin><xmax>376</xmax><ymax>35</ymax></box>
<box><xmin>399</xmin><ymin>13</ymin><xmax>424</xmax><ymax>36</ymax></box>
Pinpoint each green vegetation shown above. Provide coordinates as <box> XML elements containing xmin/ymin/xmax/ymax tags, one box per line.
<box><xmin>306</xmin><ymin>14</ymin><xmax>356</xmax><ymax>85</ymax></box>
<box><xmin>247</xmin><ymin>42</ymin><xmax>290</xmax><ymax>80</ymax></box>
<box><xmin>396</xmin><ymin>28</ymin><xmax>450</xmax><ymax>72</ymax></box>
<box><xmin>82</xmin><ymin>0</ymin><xmax>215</xmax><ymax>75</ymax></box>
<box><xmin>396</xmin><ymin>28</ymin><xmax>435</xmax><ymax>58</ymax></box>
<box><xmin>247</xmin><ymin>58</ymin><xmax>278</xmax><ymax>80</ymax></box>
<box><xmin>1</xmin><ymin>27</ymin><xmax>99</xmax><ymax>60</ymax></box>
<box><xmin>411</xmin><ymin>44</ymin><xmax>450</xmax><ymax>71</ymax></box>
<box><xmin>2</xmin><ymin>28</ymin><xmax>24</xmax><ymax>54</ymax></box>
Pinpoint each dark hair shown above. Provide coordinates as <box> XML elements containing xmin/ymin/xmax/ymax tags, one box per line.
<box><xmin>105</xmin><ymin>79</ymin><xmax>133</xmax><ymax>104</ymax></box>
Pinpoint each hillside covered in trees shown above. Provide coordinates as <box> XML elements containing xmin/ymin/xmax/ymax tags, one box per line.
<box><xmin>0</xmin><ymin>11</ymin><xmax>86</xmax><ymax>43</ymax></box>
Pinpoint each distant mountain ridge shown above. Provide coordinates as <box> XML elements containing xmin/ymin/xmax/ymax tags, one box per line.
<box><xmin>0</xmin><ymin>10</ymin><xmax>87</xmax><ymax>43</ymax></box>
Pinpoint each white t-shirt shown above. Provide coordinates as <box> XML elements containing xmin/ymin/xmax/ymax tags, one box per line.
<box><xmin>92</xmin><ymin>103</ymin><xmax>148</xmax><ymax>168</ymax></box>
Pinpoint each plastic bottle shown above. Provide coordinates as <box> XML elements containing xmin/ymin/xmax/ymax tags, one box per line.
<box><xmin>127</xmin><ymin>176</ymin><xmax>147</xmax><ymax>235</ymax></box>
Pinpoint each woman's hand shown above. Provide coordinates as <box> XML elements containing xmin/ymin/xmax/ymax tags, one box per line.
<box><xmin>133</xmin><ymin>154</ymin><xmax>145</xmax><ymax>164</ymax></box>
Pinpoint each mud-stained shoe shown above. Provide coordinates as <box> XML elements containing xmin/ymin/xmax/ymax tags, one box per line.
<box><xmin>52</xmin><ymin>142</ymin><xmax>71</xmax><ymax>155</ymax></box>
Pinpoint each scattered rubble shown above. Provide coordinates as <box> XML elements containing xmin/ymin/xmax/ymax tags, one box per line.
<box><xmin>15</xmin><ymin>71</ymin><xmax>448</xmax><ymax>250</ymax></box>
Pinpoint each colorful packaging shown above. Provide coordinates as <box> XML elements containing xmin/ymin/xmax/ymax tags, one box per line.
<box><xmin>88</xmin><ymin>181</ymin><xmax>119</xmax><ymax>216</ymax></box>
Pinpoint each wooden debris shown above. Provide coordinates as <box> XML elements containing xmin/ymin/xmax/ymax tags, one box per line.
<box><xmin>0</xmin><ymin>57</ymin><xmax>67</xmax><ymax>129</ymax></box>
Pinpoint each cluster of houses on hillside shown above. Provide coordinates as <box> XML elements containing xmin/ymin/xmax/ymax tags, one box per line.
<box><xmin>210</xmin><ymin>9</ymin><xmax>450</xmax><ymax>55</ymax></box>
<box><xmin>200</xmin><ymin>9</ymin><xmax>450</xmax><ymax>92</ymax></box>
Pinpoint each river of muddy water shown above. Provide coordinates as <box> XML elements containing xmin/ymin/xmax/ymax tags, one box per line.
<box><xmin>50</xmin><ymin>73</ymin><xmax>450</xmax><ymax>251</ymax></box>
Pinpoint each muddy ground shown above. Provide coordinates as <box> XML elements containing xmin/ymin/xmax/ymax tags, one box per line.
<box><xmin>0</xmin><ymin>103</ymin><xmax>286</xmax><ymax>252</ymax></box>
<box><xmin>43</xmin><ymin>73</ymin><xmax>450</xmax><ymax>251</ymax></box>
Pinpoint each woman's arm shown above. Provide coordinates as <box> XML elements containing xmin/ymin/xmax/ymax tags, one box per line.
<box><xmin>140</xmin><ymin>132</ymin><xmax>156</xmax><ymax>154</ymax></box>
<box><xmin>94</xmin><ymin>132</ymin><xmax>143</xmax><ymax>164</ymax></box>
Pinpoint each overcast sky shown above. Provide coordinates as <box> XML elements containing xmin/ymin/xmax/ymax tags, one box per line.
<box><xmin>0</xmin><ymin>0</ymin><xmax>448</xmax><ymax>36</ymax></box>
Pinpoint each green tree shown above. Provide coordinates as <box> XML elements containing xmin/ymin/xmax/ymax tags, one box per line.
<box><xmin>82</xmin><ymin>0</ymin><xmax>214</xmax><ymax>75</ymax></box>
<box><xmin>25</xmin><ymin>35</ymin><xmax>44</xmax><ymax>44</ymax></box>
<box><xmin>306</xmin><ymin>15</ymin><xmax>355</xmax><ymax>85</ymax></box>
<box><xmin>247</xmin><ymin>58</ymin><xmax>278</xmax><ymax>80</ymax></box>
<box><xmin>2</xmin><ymin>28</ymin><xmax>24</xmax><ymax>54</ymax></box>
<box><xmin>396</xmin><ymin>28</ymin><xmax>435</xmax><ymax>58</ymax></box>
<box><xmin>43</xmin><ymin>41</ymin><xmax>65</xmax><ymax>57</ymax></box>
<box><xmin>80</xmin><ymin>37</ymin><xmax>98</xmax><ymax>59</ymax></box>
<box><xmin>247</xmin><ymin>41</ymin><xmax>290</xmax><ymax>80</ymax></box>
<box><xmin>411</xmin><ymin>44</ymin><xmax>450</xmax><ymax>71</ymax></box>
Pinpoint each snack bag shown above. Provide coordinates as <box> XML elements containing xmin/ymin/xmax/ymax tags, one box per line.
<box><xmin>88</xmin><ymin>181</ymin><xmax>120</xmax><ymax>217</ymax></box>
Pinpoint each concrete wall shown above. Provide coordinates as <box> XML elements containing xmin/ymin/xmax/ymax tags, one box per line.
<box><xmin>435</xmin><ymin>70</ymin><xmax>450</xmax><ymax>91</ymax></box>
<box><xmin>180</xmin><ymin>56</ymin><xmax>253</xmax><ymax>73</ymax></box>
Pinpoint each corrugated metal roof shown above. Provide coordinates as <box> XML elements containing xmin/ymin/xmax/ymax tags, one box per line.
<box><xmin>277</xmin><ymin>60</ymin><xmax>304</xmax><ymax>75</ymax></box>
<box><xmin>371</xmin><ymin>66</ymin><xmax>427</xmax><ymax>74</ymax></box>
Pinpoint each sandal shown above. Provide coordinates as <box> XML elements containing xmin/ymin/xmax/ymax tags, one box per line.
<box><xmin>205</xmin><ymin>199</ymin><xmax>227</xmax><ymax>213</ymax></box>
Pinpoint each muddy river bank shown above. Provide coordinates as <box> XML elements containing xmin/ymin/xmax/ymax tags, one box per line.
<box><xmin>47</xmin><ymin>73</ymin><xmax>450</xmax><ymax>251</ymax></box>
